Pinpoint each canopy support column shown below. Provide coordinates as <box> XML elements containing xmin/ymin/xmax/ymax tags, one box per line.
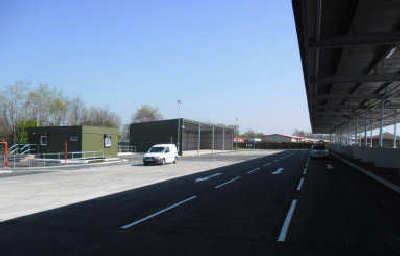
<box><xmin>197</xmin><ymin>123</ymin><xmax>201</xmax><ymax>152</ymax></box>
<box><xmin>355</xmin><ymin>119</ymin><xmax>358</xmax><ymax>146</ymax></box>
<box><xmin>370</xmin><ymin>120</ymin><xmax>373</xmax><ymax>148</ymax></box>
<box><xmin>379</xmin><ymin>100</ymin><xmax>385</xmax><ymax>148</ymax></box>
<box><xmin>393</xmin><ymin>112</ymin><xmax>397</xmax><ymax>149</ymax></box>
<box><xmin>364</xmin><ymin>119</ymin><xmax>367</xmax><ymax>147</ymax></box>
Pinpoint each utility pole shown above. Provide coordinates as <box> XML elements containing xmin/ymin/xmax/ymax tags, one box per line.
<box><xmin>177</xmin><ymin>99</ymin><xmax>182</xmax><ymax>118</ymax></box>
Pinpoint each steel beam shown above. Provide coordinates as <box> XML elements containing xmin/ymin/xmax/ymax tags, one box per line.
<box><xmin>318</xmin><ymin>73</ymin><xmax>400</xmax><ymax>85</ymax></box>
<box><xmin>316</xmin><ymin>94</ymin><xmax>380</xmax><ymax>100</ymax></box>
<box><xmin>310</xmin><ymin>32</ymin><xmax>400</xmax><ymax>48</ymax></box>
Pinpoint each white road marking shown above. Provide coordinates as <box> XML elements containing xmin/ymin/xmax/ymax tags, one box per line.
<box><xmin>272</xmin><ymin>168</ymin><xmax>284</xmax><ymax>175</ymax></box>
<box><xmin>263</xmin><ymin>163</ymin><xmax>271</xmax><ymax>167</ymax></box>
<box><xmin>215</xmin><ymin>176</ymin><xmax>240</xmax><ymax>189</ymax></box>
<box><xmin>296</xmin><ymin>177</ymin><xmax>305</xmax><ymax>191</ymax></box>
<box><xmin>327</xmin><ymin>164</ymin><xmax>334</xmax><ymax>170</ymax></box>
<box><xmin>277</xmin><ymin>199</ymin><xmax>298</xmax><ymax>242</ymax></box>
<box><xmin>120</xmin><ymin>195</ymin><xmax>197</xmax><ymax>229</ymax></box>
<box><xmin>195</xmin><ymin>172</ymin><xmax>222</xmax><ymax>183</ymax></box>
<box><xmin>303</xmin><ymin>156</ymin><xmax>311</xmax><ymax>175</ymax></box>
<box><xmin>247</xmin><ymin>168</ymin><xmax>260</xmax><ymax>174</ymax></box>
<box><xmin>0</xmin><ymin>170</ymin><xmax>12</xmax><ymax>174</ymax></box>
<box><xmin>274</xmin><ymin>159</ymin><xmax>279</xmax><ymax>162</ymax></box>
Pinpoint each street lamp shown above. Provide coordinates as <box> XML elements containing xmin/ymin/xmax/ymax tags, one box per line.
<box><xmin>177</xmin><ymin>99</ymin><xmax>182</xmax><ymax>118</ymax></box>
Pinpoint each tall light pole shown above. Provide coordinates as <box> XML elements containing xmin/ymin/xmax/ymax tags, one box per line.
<box><xmin>177</xmin><ymin>99</ymin><xmax>182</xmax><ymax>118</ymax></box>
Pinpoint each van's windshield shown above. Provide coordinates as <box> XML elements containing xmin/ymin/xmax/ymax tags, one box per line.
<box><xmin>148</xmin><ymin>147</ymin><xmax>166</xmax><ymax>153</ymax></box>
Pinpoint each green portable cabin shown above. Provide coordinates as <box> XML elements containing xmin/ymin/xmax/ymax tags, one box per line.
<box><xmin>28</xmin><ymin>125</ymin><xmax>119</xmax><ymax>158</ymax></box>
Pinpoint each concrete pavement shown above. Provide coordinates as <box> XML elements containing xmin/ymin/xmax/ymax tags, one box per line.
<box><xmin>1</xmin><ymin>149</ymin><xmax>399</xmax><ymax>255</ymax></box>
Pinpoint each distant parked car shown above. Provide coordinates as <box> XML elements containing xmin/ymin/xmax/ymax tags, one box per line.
<box><xmin>310</xmin><ymin>143</ymin><xmax>329</xmax><ymax>159</ymax></box>
<box><xmin>143</xmin><ymin>144</ymin><xmax>178</xmax><ymax>165</ymax></box>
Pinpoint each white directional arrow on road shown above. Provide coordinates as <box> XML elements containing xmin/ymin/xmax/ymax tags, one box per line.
<box><xmin>195</xmin><ymin>172</ymin><xmax>222</xmax><ymax>183</ymax></box>
<box><xmin>272</xmin><ymin>168</ymin><xmax>284</xmax><ymax>175</ymax></box>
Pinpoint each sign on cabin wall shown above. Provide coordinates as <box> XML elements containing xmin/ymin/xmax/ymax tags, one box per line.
<box><xmin>104</xmin><ymin>135</ymin><xmax>112</xmax><ymax>148</ymax></box>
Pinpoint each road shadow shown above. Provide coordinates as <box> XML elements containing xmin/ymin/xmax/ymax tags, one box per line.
<box><xmin>0</xmin><ymin>151</ymin><xmax>289</xmax><ymax>256</ymax></box>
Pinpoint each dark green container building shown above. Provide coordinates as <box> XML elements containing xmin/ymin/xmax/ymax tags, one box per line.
<box><xmin>130</xmin><ymin>118</ymin><xmax>234</xmax><ymax>155</ymax></box>
<box><xmin>28</xmin><ymin>125</ymin><xmax>119</xmax><ymax>158</ymax></box>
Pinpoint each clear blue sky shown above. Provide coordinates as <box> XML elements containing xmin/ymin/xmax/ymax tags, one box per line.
<box><xmin>0</xmin><ymin>0</ymin><xmax>310</xmax><ymax>135</ymax></box>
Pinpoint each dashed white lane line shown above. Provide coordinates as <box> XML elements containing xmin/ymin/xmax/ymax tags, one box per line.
<box><xmin>277</xmin><ymin>199</ymin><xmax>298</xmax><ymax>242</ymax></box>
<box><xmin>272</xmin><ymin>168</ymin><xmax>284</xmax><ymax>175</ymax></box>
<box><xmin>0</xmin><ymin>170</ymin><xmax>13</xmax><ymax>174</ymax></box>
<box><xmin>303</xmin><ymin>157</ymin><xmax>311</xmax><ymax>175</ymax></box>
<box><xmin>305</xmin><ymin>158</ymin><xmax>310</xmax><ymax>168</ymax></box>
<box><xmin>195</xmin><ymin>172</ymin><xmax>222</xmax><ymax>183</ymax></box>
<box><xmin>120</xmin><ymin>195</ymin><xmax>197</xmax><ymax>229</ymax></box>
<box><xmin>247</xmin><ymin>168</ymin><xmax>260</xmax><ymax>174</ymax></box>
<box><xmin>296</xmin><ymin>177</ymin><xmax>305</xmax><ymax>191</ymax></box>
<box><xmin>327</xmin><ymin>164</ymin><xmax>334</xmax><ymax>170</ymax></box>
<box><xmin>215</xmin><ymin>176</ymin><xmax>240</xmax><ymax>189</ymax></box>
<box><xmin>274</xmin><ymin>159</ymin><xmax>280</xmax><ymax>162</ymax></box>
<box><xmin>263</xmin><ymin>163</ymin><xmax>271</xmax><ymax>167</ymax></box>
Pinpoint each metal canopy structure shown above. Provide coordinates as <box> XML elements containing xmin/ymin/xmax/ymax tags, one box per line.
<box><xmin>292</xmin><ymin>0</ymin><xmax>400</xmax><ymax>134</ymax></box>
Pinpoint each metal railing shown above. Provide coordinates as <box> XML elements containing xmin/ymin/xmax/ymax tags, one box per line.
<box><xmin>0</xmin><ymin>150</ymin><xmax>106</xmax><ymax>169</ymax></box>
<box><xmin>7</xmin><ymin>144</ymin><xmax>38</xmax><ymax>155</ymax></box>
<box><xmin>118</xmin><ymin>145</ymin><xmax>136</xmax><ymax>152</ymax></box>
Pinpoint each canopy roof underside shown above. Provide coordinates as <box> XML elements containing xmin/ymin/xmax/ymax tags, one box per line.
<box><xmin>292</xmin><ymin>0</ymin><xmax>400</xmax><ymax>134</ymax></box>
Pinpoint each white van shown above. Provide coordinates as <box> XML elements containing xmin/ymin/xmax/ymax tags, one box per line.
<box><xmin>143</xmin><ymin>144</ymin><xmax>179</xmax><ymax>165</ymax></box>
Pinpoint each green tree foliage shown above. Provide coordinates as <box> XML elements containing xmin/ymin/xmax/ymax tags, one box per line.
<box><xmin>132</xmin><ymin>105</ymin><xmax>163</xmax><ymax>123</ymax></box>
<box><xmin>15</xmin><ymin>120</ymin><xmax>37</xmax><ymax>143</ymax></box>
<box><xmin>241</xmin><ymin>129</ymin><xmax>264</xmax><ymax>139</ymax></box>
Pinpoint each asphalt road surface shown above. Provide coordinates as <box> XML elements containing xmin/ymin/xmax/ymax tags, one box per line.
<box><xmin>1</xmin><ymin>149</ymin><xmax>400</xmax><ymax>255</ymax></box>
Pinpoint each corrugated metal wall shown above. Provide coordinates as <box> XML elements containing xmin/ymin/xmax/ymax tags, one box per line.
<box><xmin>200</xmin><ymin>125</ymin><xmax>213</xmax><ymax>149</ymax></box>
<box><xmin>182</xmin><ymin>120</ymin><xmax>199</xmax><ymax>150</ymax></box>
<box><xmin>130</xmin><ymin>119</ymin><xmax>234</xmax><ymax>153</ymax></box>
<box><xmin>130</xmin><ymin>119</ymin><xmax>180</xmax><ymax>152</ymax></box>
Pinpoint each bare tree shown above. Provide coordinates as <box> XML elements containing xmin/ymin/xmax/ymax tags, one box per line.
<box><xmin>81</xmin><ymin>107</ymin><xmax>121</xmax><ymax>128</ymax></box>
<box><xmin>68</xmin><ymin>96</ymin><xmax>85</xmax><ymax>125</ymax></box>
<box><xmin>0</xmin><ymin>82</ymin><xmax>122</xmax><ymax>142</ymax></box>
<box><xmin>25</xmin><ymin>84</ymin><xmax>68</xmax><ymax>125</ymax></box>
<box><xmin>0</xmin><ymin>95</ymin><xmax>10</xmax><ymax>140</ymax></box>
<box><xmin>0</xmin><ymin>82</ymin><xmax>28</xmax><ymax>143</ymax></box>
<box><xmin>120</xmin><ymin>124</ymin><xmax>130</xmax><ymax>142</ymax></box>
<box><xmin>132</xmin><ymin>105</ymin><xmax>162</xmax><ymax>123</ymax></box>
